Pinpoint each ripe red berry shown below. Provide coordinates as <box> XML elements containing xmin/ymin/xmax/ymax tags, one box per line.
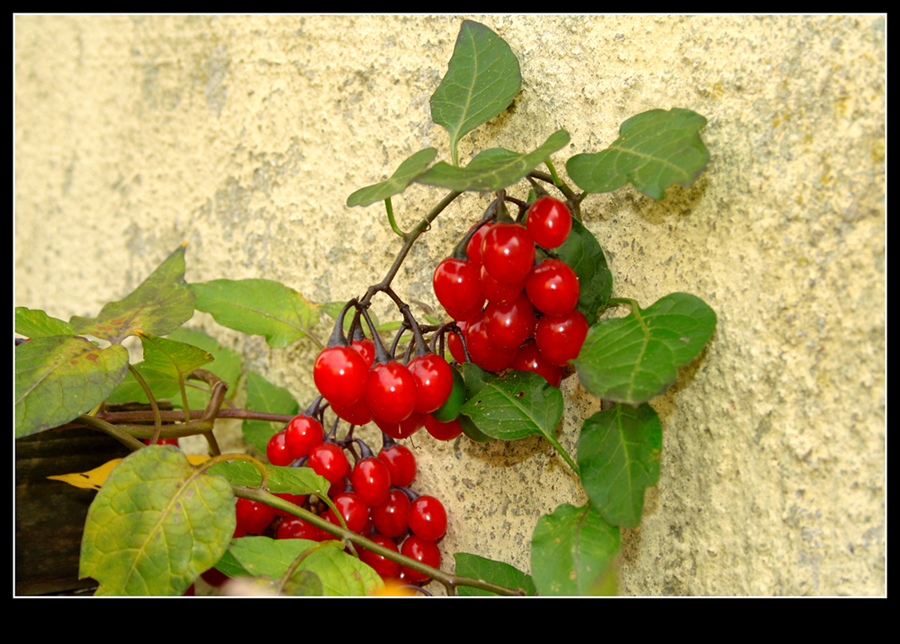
<box><xmin>424</xmin><ymin>414</ymin><xmax>464</xmax><ymax>441</ymax></box>
<box><xmin>466</xmin><ymin>222</ymin><xmax>494</xmax><ymax>267</ymax></box>
<box><xmin>351</xmin><ymin>336</ymin><xmax>376</xmax><ymax>367</ymax></box>
<box><xmin>358</xmin><ymin>533</ymin><xmax>401</xmax><ymax>581</ymax></box>
<box><xmin>432</xmin><ymin>257</ymin><xmax>484</xmax><ymax>320</ymax></box>
<box><xmin>525</xmin><ymin>259</ymin><xmax>580</xmax><ymax>317</ymax></box>
<box><xmin>373</xmin><ymin>411</ymin><xmax>425</xmax><ymax>440</ymax></box>
<box><xmin>479</xmin><ymin>263</ymin><xmax>525</xmax><ymax>305</ymax></box>
<box><xmin>234</xmin><ymin>498</ymin><xmax>277</xmax><ymax>537</ymax></box>
<box><xmin>483</xmin><ymin>292</ymin><xmax>536</xmax><ymax>349</ymax></box>
<box><xmin>511</xmin><ymin>340</ymin><xmax>565</xmax><ymax>387</ymax></box>
<box><xmin>534</xmin><ymin>310</ymin><xmax>589</xmax><ymax>366</ymax></box>
<box><xmin>266</xmin><ymin>430</ymin><xmax>295</xmax><ymax>467</ymax></box>
<box><xmin>370</xmin><ymin>488</ymin><xmax>411</xmax><ymax>538</ymax></box>
<box><xmin>480</xmin><ymin>222</ymin><xmax>535</xmax><ymax>285</ymax></box>
<box><xmin>407</xmin><ymin>353</ymin><xmax>454</xmax><ymax>414</ymax></box>
<box><xmin>365</xmin><ymin>361</ymin><xmax>417</xmax><ymax>423</ymax></box>
<box><xmin>464</xmin><ymin>313</ymin><xmax>518</xmax><ymax>372</ymax></box>
<box><xmin>313</xmin><ymin>346</ymin><xmax>369</xmax><ymax>406</ymax></box>
<box><xmin>329</xmin><ymin>397</ymin><xmax>375</xmax><ymax>426</ymax></box>
<box><xmin>525</xmin><ymin>196</ymin><xmax>572</xmax><ymax>249</ymax></box>
<box><xmin>407</xmin><ymin>495</ymin><xmax>447</xmax><ymax>542</ymax></box>
<box><xmin>284</xmin><ymin>414</ymin><xmax>325</xmax><ymax>459</ymax></box>
<box><xmin>377</xmin><ymin>443</ymin><xmax>417</xmax><ymax>488</ymax></box>
<box><xmin>349</xmin><ymin>456</ymin><xmax>392</xmax><ymax>507</ymax></box>
<box><xmin>307</xmin><ymin>441</ymin><xmax>350</xmax><ymax>485</ymax></box>
<box><xmin>323</xmin><ymin>491</ymin><xmax>370</xmax><ymax>534</ymax></box>
<box><xmin>275</xmin><ymin>515</ymin><xmax>324</xmax><ymax>541</ymax></box>
<box><xmin>400</xmin><ymin>535</ymin><xmax>442</xmax><ymax>583</ymax></box>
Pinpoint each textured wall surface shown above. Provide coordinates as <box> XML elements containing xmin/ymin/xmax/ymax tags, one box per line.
<box><xmin>15</xmin><ymin>14</ymin><xmax>885</xmax><ymax>596</ymax></box>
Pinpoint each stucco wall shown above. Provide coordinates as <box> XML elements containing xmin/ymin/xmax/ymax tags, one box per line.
<box><xmin>14</xmin><ymin>14</ymin><xmax>885</xmax><ymax>596</ymax></box>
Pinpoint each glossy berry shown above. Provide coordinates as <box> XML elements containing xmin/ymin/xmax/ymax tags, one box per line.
<box><xmin>424</xmin><ymin>414</ymin><xmax>464</xmax><ymax>441</ymax></box>
<box><xmin>285</xmin><ymin>414</ymin><xmax>325</xmax><ymax>459</ymax></box>
<box><xmin>535</xmin><ymin>310</ymin><xmax>589</xmax><ymax>366</ymax></box>
<box><xmin>365</xmin><ymin>361</ymin><xmax>417</xmax><ymax>423</ymax></box>
<box><xmin>370</xmin><ymin>488</ymin><xmax>411</xmax><ymax>538</ymax></box>
<box><xmin>479</xmin><ymin>263</ymin><xmax>525</xmax><ymax>305</ymax></box>
<box><xmin>465</xmin><ymin>222</ymin><xmax>494</xmax><ymax>267</ymax></box>
<box><xmin>329</xmin><ymin>397</ymin><xmax>375</xmax><ymax>426</ymax></box>
<box><xmin>400</xmin><ymin>535</ymin><xmax>442</xmax><ymax>583</ymax></box>
<box><xmin>377</xmin><ymin>443</ymin><xmax>417</xmax><ymax>488</ymax></box>
<box><xmin>525</xmin><ymin>259</ymin><xmax>580</xmax><ymax>317</ymax></box>
<box><xmin>525</xmin><ymin>196</ymin><xmax>572</xmax><ymax>249</ymax></box>
<box><xmin>234</xmin><ymin>498</ymin><xmax>277</xmax><ymax>537</ymax></box>
<box><xmin>322</xmin><ymin>491</ymin><xmax>370</xmax><ymax>534</ymax></box>
<box><xmin>349</xmin><ymin>456</ymin><xmax>392</xmax><ymax>507</ymax></box>
<box><xmin>464</xmin><ymin>313</ymin><xmax>518</xmax><ymax>372</ymax></box>
<box><xmin>351</xmin><ymin>336</ymin><xmax>376</xmax><ymax>367</ymax></box>
<box><xmin>432</xmin><ymin>257</ymin><xmax>484</xmax><ymax>320</ymax></box>
<box><xmin>275</xmin><ymin>515</ymin><xmax>324</xmax><ymax>541</ymax></box>
<box><xmin>480</xmin><ymin>222</ymin><xmax>535</xmax><ymax>285</ymax></box>
<box><xmin>374</xmin><ymin>411</ymin><xmax>425</xmax><ymax>440</ymax></box>
<box><xmin>266</xmin><ymin>430</ymin><xmax>295</xmax><ymax>467</ymax></box>
<box><xmin>407</xmin><ymin>495</ymin><xmax>447</xmax><ymax>541</ymax></box>
<box><xmin>483</xmin><ymin>292</ymin><xmax>536</xmax><ymax>349</ymax></box>
<box><xmin>407</xmin><ymin>353</ymin><xmax>454</xmax><ymax>414</ymax></box>
<box><xmin>511</xmin><ymin>340</ymin><xmax>565</xmax><ymax>387</ymax></box>
<box><xmin>313</xmin><ymin>346</ymin><xmax>369</xmax><ymax>406</ymax></box>
<box><xmin>307</xmin><ymin>441</ymin><xmax>350</xmax><ymax>485</ymax></box>
<box><xmin>358</xmin><ymin>534</ymin><xmax>401</xmax><ymax>581</ymax></box>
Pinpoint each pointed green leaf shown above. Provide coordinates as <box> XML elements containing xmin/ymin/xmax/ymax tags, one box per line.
<box><xmin>79</xmin><ymin>445</ymin><xmax>236</xmax><ymax>596</ymax></box>
<box><xmin>15</xmin><ymin>306</ymin><xmax>75</xmax><ymax>338</ymax></box>
<box><xmin>454</xmin><ymin>553</ymin><xmax>536</xmax><ymax>596</ymax></box>
<box><xmin>578</xmin><ymin>403</ymin><xmax>662</xmax><ymax>529</ymax></box>
<box><xmin>15</xmin><ymin>335</ymin><xmax>129</xmax><ymax>437</ymax></box>
<box><xmin>430</xmin><ymin>20</ymin><xmax>522</xmax><ymax>166</ymax></box>
<box><xmin>70</xmin><ymin>244</ymin><xmax>195</xmax><ymax>342</ymax></box>
<box><xmin>228</xmin><ymin>536</ymin><xmax>382</xmax><ymax>596</ymax></box>
<box><xmin>191</xmin><ymin>278</ymin><xmax>319</xmax><ymax>349</ymax></box>
<box><xmin>346</xmin><ymin>148</ymin><xmax>438</xmax><ymax>207</ymax></box>
<box><xmin>166</xmin><ymin>327</ymin><xmax>243</xmax><ymax>410</ymax></box>
<box><xmin>208</xmin><ymin>459</ymin><xmax>330</xmax><ymax>497</ymax></box>
<box><xmin>554</xmin><ymin>218</ymin><xmax>613</xmax><ymax>325</ymax></box>
<box><xmin>574</xmin><ymin>293</ymin><xmax>717</xmax><ymax>405</ymax></box>
<box><xmin>416</xmin><ymin>130</ymin><xmax>570</xmax><ymax>192</ymax></box>
<box><xmin>241</xmin><ymin>371</ymin><xmax>299</xmax><ymax>455</ymax></box>
<box><xmin>566</xmin><ymin>108</ymin><xmax>709</xmax><ymax>199</ymax></box>
<box><xmin>530</xmin><ymin>503</ymin><xmax>621</xmax><ymax>596</ymax></box>
<box><xmin>136</xmin><ymin>331</ymin><xmax>213</xmax><ymax>381</ymax></box>
<box><xmin>104</xmin><ymin>363</ymin><xmax>181</xmax><ymax>405</ymax></box>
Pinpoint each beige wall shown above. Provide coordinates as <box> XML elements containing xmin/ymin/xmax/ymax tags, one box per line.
<box><xmin>15</xmin><ymin>15</ymin><xmax>885</xmax><ymax>596</ymax></box>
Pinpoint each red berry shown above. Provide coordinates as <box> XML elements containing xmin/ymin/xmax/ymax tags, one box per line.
<box><xmin>271</xmin><ymin>492</ymin><xmax>309</xmax><ymax>517</ymax></box>
<box><xmin>525</xmin><ymin>259</ymin><xmax>580</xmax><ymax>316</ymax></box>
<box><xmin>275</xmin><ymin>515</ymin><xmax>324</xmax><ymax>541</ymax></box>
<box><xmin>447</xmin><ymin>320</ymin><xmax>468</xmax><ymax>364</ymax></box>
<box><xmin>373</xmin><ymin>411</ymin><xmax>425</xmax><ymax>440</ymax></box>
<box><xmin>323</xmin><ymin>491</ymin><xmax>370</xmax><ymax>534</ymax></box>
<box><xmin>433</xmin><ymin>257</ymin><xmax>484</xmax><ymax>320</ymax></box>
<box><xmin>466</xmin><ymin>222</ymin><xmax>494</xmax><ymax>267</ymax></box>
<box><xmin>307</xmin><ymin>442</ymin><xmax>350</xmax><ymax>485</ymax></box>
<box><xmin>407</xmin><ymin>353</ymin><xmax>454</xmax><ymax>414</ymax></box>
<box><xmin>313</xmin><ymin>346</ymin><xmax>369</xmax><ymax>406</ymax></box>
<box><xmin>400</xmin><ymin>535</ymin><xmax>441</xmax><ymax>583</ymax></box>
<box><xmin>351</xmin><ymin>337</ymin><xmax>376</xmax><ymax>367</ymax></box>
<box><xmin>407</xmin><ymin>495</ymin><xmax>447</xmax><ymax>541</ymax></box>
<box><xmin>483</xmin><ymin>292</ymin><xmax>536</xmax><ymax>349</ymax></box>
<box><xmin>479</xmin><ymin>263</ymin><xmax>525</xmax><ymax>305</ymax></box>
<box><xmin>534</xmin><ymin>310</ymin><xmax>589</xmax><ymax>366</ymax></box>
<box><xmin>464</xmin><ymin>313</ymin><xmax>518</xmax><ymax>372</ymax></box>
<box><xmin>377</xmin><ymin>443</ymin><xmax>417</xmax><ymax>488</ymax></box>
<box><xmin>525</xmin><ymin>196</ymin><xmax>572</xmax><ymax>249</ymax></box>
<box><xmin>511</xmin><ymin>340</ymin><xmax>565</xmax><ymax>387</ymax></box>
<box><xmin>371</xmin><ymin>488</ymin><xmax>411</xmax><ymax>538</ymax></box>
<box><xmin>284</xmin><ymin>414</ymin><xmax>325</xmax><ymax>459</ymax></box>
<box><xmin>329</xmin><ymin>397</ymin><xmax>375</xmax><ymax>426</ymax></box>
<box><xmin>235</xmin><ymin>498</ymin><xmax>277</xmax><ymax>536</ymax></box>
<box><xmin>480</xmin><ymin>222</ymin><xmax>535</xmax><ymax>285</ymax></box>
<box><xmin>349</xmin><ymin>456</ymin><xmax>392</xmax><ymax>507</ymax></box>
<box><xmin>365</xmin><ymin>361</ymin><xmax>417</xmax><ymax>423</ymax></box>
<box><xmin>358</xmin><ymin>534</ymin><xmax>401</xmax><ymax>581</ymax></box>
<box><xmin>266</xmin><ymin>430</ymin><xmax>295</xmax><ymax>467</ymax></box>
<box><xmin>424</xmin><ymin>414</ymin><xmax>464</xmax><ymax>441</ymax></box>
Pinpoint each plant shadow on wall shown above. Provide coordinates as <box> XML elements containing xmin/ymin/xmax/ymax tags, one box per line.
<box><xmin>15</xmin><ymin>20</ymin><xmax>715</xmax><ymax>596</ymax></box>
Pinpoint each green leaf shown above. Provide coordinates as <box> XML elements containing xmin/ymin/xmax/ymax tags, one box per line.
<box><xmin>191</xmin><ymin>278</ymin><xmax>319</xmax><ymax>349</ymax></box>
<box><xmin>79</xmin><ymin>445</ymin><xmax>236</xmax><ymax>596</ymax></box>
<box><xmin>566</xmin><ymin>108</ymin><xmax>709</xmax><ymax>199</ymax></box>
<box><xmin>167</xmin><ymin>327</ymin><xmax>244</xmax><ymax>409</ymax></box>
<box><xmin>15</xmin><ymin>335</ymin><xmax>129</xmax><ymax>438</ymax></box>
<box><xmin>416</xmin><ymin>130</ymin><xmax>570</xmax><ymax>192</ymax></box>
<box><xmin>578</xmin><ymin>403</ymin><xmax>662</xmax><ymax>529</ymax></box>
<box><xmin>346</xmin><ymin>148</ymin><xmax>438</xmax><ymax>207</ymax></box>
<box><xmin>530</xmin><ymin>503</ymin><xmax>621</xmax><ymax>596</ymax></box>
<box><xmin>15</xmin><ymin>306</ymin><xmax>75</xmax><ymax>338</ymax></box>
<box><xmin>459</xmin><ymin>363</ymin><xmax>576</xmax><ymax>471</ymax></box>
<box><xmin>554</xmin><ymin>218</ymin><xmax>613</xmax><ymax>325</ymax></box>
<box><xmin>228</xmin><ymin>536</ymin><xmax>382</xmax><ymax>596</ymax></box>
<box><xmin>70</xmin><ymin>244</ymin><xmax>195</xmax><ymax>343</ymax></box>
<box><xmin>136</xmin><ymin>331</ymin><xmax>213</xmax><ymax>381</ymax></box>
<box><xmin>574</xmin><ymin>293</ymin><xmax>717</xmax><ymax>405</ymax></box>
<box><xmin>103</xmin><ymin>363</ymin><xmax>181</xmax><ymax>405</ymax></box>
<box><xmin>241</xmin><ymin>371</ymin><xmax>300</xmax><ymax>454</ymax></box>
<box><xmin>208</xmin><ymin>459</ymin><xmax>331</xmax><ymax>497</ymax></box>
<box><xmin>430</xmin><ymin>19</ymin><xmax>522</xmax><ymax>166</ymax></box>
<box><xmin>454</xmin><ymin>553</ymin><xmax>536</xmax><ymax>596</ymax></box>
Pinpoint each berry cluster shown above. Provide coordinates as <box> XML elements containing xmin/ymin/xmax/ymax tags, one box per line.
<box><xmin>433</xmin><ymin>196</ymin><xmax>588</xmax><ymax>387</ymax></box>
<box><xmin>254</xmin><ymin>419</ymin><xmax>447</xmax><ymax>584</ymax></box>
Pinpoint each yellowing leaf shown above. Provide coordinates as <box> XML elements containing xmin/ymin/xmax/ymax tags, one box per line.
<box><xmin>48</xmin><ymin>453</ymin><xmax>209</xmax><ymax>490</ymax></box>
